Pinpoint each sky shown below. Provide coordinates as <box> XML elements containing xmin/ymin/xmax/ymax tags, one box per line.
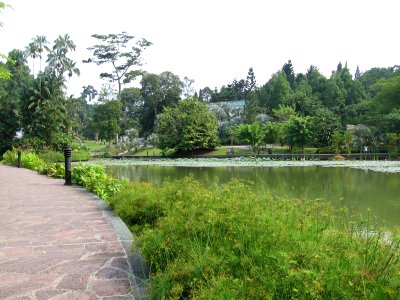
<box><xmin>0</xmin><ymin>0</ymin><xmax>399</xmax><ymax>98</ymax></box>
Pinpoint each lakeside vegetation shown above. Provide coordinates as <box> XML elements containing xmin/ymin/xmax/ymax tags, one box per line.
<box><xmin>1</xmin><ymin>3</ymin><xmax>400</xmax><ymax>298</ymax></box>
<box><xmin>2</xmin><ymin>153</ymin><xmax>400</xmax><ymax>299</ymax></box>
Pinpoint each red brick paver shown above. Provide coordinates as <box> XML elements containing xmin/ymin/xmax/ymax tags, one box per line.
<box><xmin>0</xmin><ymin>165</ymin><xmax>135</xmax><ymax>299</ymax></box>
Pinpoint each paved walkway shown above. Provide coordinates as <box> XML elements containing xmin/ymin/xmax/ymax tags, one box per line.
<box><xmin>0</xmin><ymin>165</ymin><xmax>147</xmax><ymax>300</ymax></box>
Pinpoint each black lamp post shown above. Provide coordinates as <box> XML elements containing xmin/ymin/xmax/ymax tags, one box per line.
<box><xmin>64</xmin><ymin>148</ymin><xmax>72</xmax><ymax>185</ymax></box>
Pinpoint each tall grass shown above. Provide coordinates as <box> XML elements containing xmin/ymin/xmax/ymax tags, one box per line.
<box><xmin>109</xmin><ymin>178</ymin><xmax>400</xmax><ymax>299</ymax></box>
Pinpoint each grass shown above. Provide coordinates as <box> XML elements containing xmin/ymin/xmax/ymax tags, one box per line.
<box><xmin>126</xmin><ymin>148</ymin><xmax>176</xmax><ymax>156</ymax></box>
<box><xmin>108</xmin><ymin>177</ymin><xmax>400</xmax><ymax>299</ymax></box>
<box><xmin>38</xmin><ymin>150</ymin><xmax>91</xmax><ymax>163</ymax></box>
<box><xmin>73</xmin><ymin>140</ymin><xmax>107</xmax><ymax>152</ymax></box>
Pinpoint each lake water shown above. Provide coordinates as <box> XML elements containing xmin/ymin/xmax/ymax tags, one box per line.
<box><xmin>106</xmin><ymin>164</ymin><xmax>400</xmax><ymax>228</ymax></box>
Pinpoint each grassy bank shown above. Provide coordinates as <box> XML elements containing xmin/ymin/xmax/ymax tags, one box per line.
<box><xmin>108</xmin><ymin>178</ymin><xmax>400</xmax><ymax>299</ymax></box>
<box><xmin>2</xmin><ymin>151</ymin><xmax>400</xmax><ymax>299</ymax></box>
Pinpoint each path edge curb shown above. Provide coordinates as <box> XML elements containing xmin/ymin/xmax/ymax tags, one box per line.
<box><xmin>69</xmin><ymin>185</ymin><xmax>150</xmax><ymax>299</ymax></box>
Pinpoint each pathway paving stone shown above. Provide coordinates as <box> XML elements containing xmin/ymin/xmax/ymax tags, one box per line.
<box><xmin>0</xmin><ymin>165</ymin><xmax>148</xmax><ymax>299</ymax></box>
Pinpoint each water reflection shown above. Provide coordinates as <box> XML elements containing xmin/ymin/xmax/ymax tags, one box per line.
<box><xmin>107</xmin><ymin>165</ymin><xmax>400</xmax><ymax>228</ymax></box>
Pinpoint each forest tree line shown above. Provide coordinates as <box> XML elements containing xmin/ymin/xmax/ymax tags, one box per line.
<box><xmin>0</xmin><ymin>29</ymin><xmax>400</xmax><ymax>155</ymax></box>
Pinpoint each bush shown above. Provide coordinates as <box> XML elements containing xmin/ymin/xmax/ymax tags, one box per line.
<box><xmin>71</xmin><ymin>164</ymin><xmax>123</xmax><ymax>201</ymax></box>
<box><xmin>39</xmin><ymin>163</ymin><xmax>65</xmax><ymax>178</ymax></box>
<box><xmin>2</xmin><ymin>150</ymin><xmax>45</xmax><ymax>171</ymax></box>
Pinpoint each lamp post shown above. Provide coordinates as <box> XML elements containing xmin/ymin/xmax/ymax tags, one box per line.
<box><xmin>17</xmin><ymin>151</ymin><xmax>22</xmax><ymax>168</ymax></box>
<box><xmin>64</xmin><ymin>148</ymin><xmax>72</xmax><ymax>185</ymax></box>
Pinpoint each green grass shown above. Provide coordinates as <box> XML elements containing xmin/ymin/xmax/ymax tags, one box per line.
<box><xmin>73</xmin><ymin>140</ymin><xmax>107</xmax><ymax>152</ymax></box>
<box><xmin>126</xmin><ymin>148</ymin><xmax>176</xmax><ymax>156</ymax></box>
<box><xmin>38</xmin><ymin>150</ymin><xmax>91</xmax><ymax>163</ymax></box>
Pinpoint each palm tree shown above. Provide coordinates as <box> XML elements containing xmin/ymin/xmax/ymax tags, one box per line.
<box><xmin>33</xmin><ymin>35</ymin><xmax>49</xmax><ymax>74</ymax></box>
<box><xmin>47</xmin><ymin>34</ymin><xmax>79</xmax><ymax>82</ymax></box>
<box><xmin>25</xmin><ymin>42</ymin><xmax>38</xmax><ymax>77</ymax></box>
<box><xmin>53</xmin><ymin>34</ymin><xmax>76</xmax><ymax>56</ymax></box>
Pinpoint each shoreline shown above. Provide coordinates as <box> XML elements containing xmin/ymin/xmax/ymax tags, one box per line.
<box><xmin>88</xmin><ymin>158</ymin><xmax>400</xmax><ymax>173</ymax></box>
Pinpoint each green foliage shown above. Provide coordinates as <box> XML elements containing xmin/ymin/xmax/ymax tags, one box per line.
<box><xmin>71</xmin><ymin>164</ymin><xmax>123</xmax><ymax>201</ymax></box>
<box><xmin>272</xmin><ymin>104</ymin><xmax>296</xmax><ymax>122</ymax></box>
<box><xmin>234</xmin><ymin>123</ymin><xmax>265</xmax><ymax>153</ymax></box>
<box><xmin>0</xmin><ymin>96</ymin><xmax>19</xmax><ymax>154</ymax></box>
<box><xmin>50</xmin><ymin>132</ymin><xmax>73</xmax><ymax>151</ymax></box>
<box><xmin>21</xmin><ymin>69</ymin><xmax>67</xmax><ymax>147</ymax></box>
<box><xmin>107</xmin><ymin>182</ymin><xmax>165</xmax><ymax>234</ymax></box>
<box><xmin>285</xmin><ymin>116</ymin><xmax>313</xmax><ymax>152</ymax></box>
<box><xmin>344</xmin><ymin>131</ymin><xmax>355</xmax><ymax>154</ymax></box>
<box><xmin>39</xmin><ymin>162</ymin><xmax>65</xmax><ymax>178</ymax></box>
<box><xmin>107</xmin><ymin>177</ymin><xmax>400</xmax><ymax>299</ymax></box>
<box><xmin>140</xmin><ymin>71</ymin><xmax>183</xmax><ymax>134</ymax></box>
<box><xmin>157</xmin><ymin>99</ymin><xmax>219</xmax><ymax>153</ymax></box>
<box><xmin>92</xmin><ymin>100</ymin><xmax>122</xmax><ymax>143</ymax></box>
<box><xmin>2</xmin><ymin>150</ymin><xmax>45</xmax><ymax>171</ymax></box>
<box><xmin>332</xmin><ymin>131</ymin><xmax>343</xmax><ymax>154</ymax></box>
<box><xmin>259</xmin><ymin>71</ymin><xmax>293</xmax><ymax>110</ymax></box>
<box><xmin>310</xmin><ymin>108</ymin><xmax>341</xmax><ymax>148</ymax></box>
<box><xmin>375</xmin><ymin>73</ymin><xmax>400</xmax><ymax>113</ymax></box>
<box><xmin>84</xmin><ymin>32</ymin><xmax>151</xmax><ymax>95</ymax></box>
<box><xmin>38</xmin><ymin>149</ymin><xmax>90</xmax><ymax>163</ymax></box>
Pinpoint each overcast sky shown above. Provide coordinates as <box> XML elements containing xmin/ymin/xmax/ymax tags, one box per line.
<box><xmin>0</xmin><ymin>0</ymin><xmax>399</xmax><ymax>97</ymax></box>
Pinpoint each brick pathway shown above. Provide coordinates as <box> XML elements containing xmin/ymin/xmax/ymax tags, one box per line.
<box><xmin>0</xmin><ymin>165</ymin><xmax>148</xmax><ymax>300</ymax></box>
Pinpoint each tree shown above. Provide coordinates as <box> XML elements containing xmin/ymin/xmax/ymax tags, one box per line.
<box><xmin>282</xmin><ymin>60</ymin><xmax>296</xmax><ymax>90</ymax></box>
<box><xmin>25</xmin><ymin>42</ymin><xmax>38</xmax><ymax>77</ymax></box>
<box><xmin>0</xmin><ymin>2</ymin><xmax>11</xmax><ymax>80</ymax></box>
<box><xmin>32</xmin><ymin>35</ymin><xmax>49</xmax><ymax>73</ymax></box>
<box><xmin>157</xmin><ymin>99</ymin><xmax>218</xmax><ymax>153</ymax></box>
<box><xmin>344</xmin><ymin>131</ymin><xmax>354</xmax><ymax>154</ymax></box>
<box><xmin>92</xmin><ymin>100</ymin><xmax>122</xmax><ymax>144</ymax></box>
<box><xmin>310</xmin><ymin>108</ymin><xmax>341</xmax><ymax>148</ymax></box>
<box><xmin>0</xmin><ymin>96</ymin><xmax>19</xmax><ymax>154</ymax></box>
<box><xmin>272</xmin><ymin>105</ymin><xmax>296</xmax><ymax>122</ymax></box>
<box><xmin>244</xmin><ymin>67</ymin><xmax>257</xmax><ymax>98</ymax></box>
<box><xmin>0</xmin><ymin>49</ymin><xmax>33</xmax><ymax>154</ymax></box>
<box><xmin>354</xmin><ymin>65</ymin><xmax>361</xmax><ymax>80</ymax></box>
<box><xmin>84</xmin><ymin>32</ymin><xmax>152</xmax><ymax>96</ymax></box>
<box><xmin>332</xmin><ymin>131</ymin><xmax>343</xmax><ymax>154</ymax></box>
<box><xmin>198</xmin><ymin>86</ymin><xmax>213</xmax><ymax>102</ymax></box>
<box><xmin>120</xmin><ymin>87</ymin><xmax>142</xmax><ymax>132</ymax></box>
<box><xmin>46</xmin><ymin>34</ymin><xmax>80</xmax><ymax>84</ymax></box>
<box><xmin>374</xmin><ymin>73</ymin><xmax>400</xmax><ymax>113</ymax></box>
<box><xmin>21</xmin><ymin>69</ymin><xmax>68</xmax><ymax>148</ymax></box>
<box><xmin>182</xmin><ymin>76</ymin><xmax>195</xmax><ymax>99</ymax></box>
<box><xmin>234</xmin><ymin>123</ymin><xmax>265</xmax><ymax>154</ymax></box>
<box><xmin>81</xmin><ymin>85</ymin><xmax>98</xmax><ymax>102</ymax></box>
<box><xmin>140</xmin><ymin>71</ymin><xmax>182</xmax><ymax>134</ymax></box>
<box><xmin>285</xmin><ymin>116</ymin><xmax>313</xmax><ymax>152</ymax></box>
<box><xmin>259</xmin><ymin>71</ymin><xmax>293</xmax><ymax>110</ymax></box>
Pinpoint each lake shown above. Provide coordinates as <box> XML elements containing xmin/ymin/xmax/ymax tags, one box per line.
<box><xmin>105</xmin><ymin>161</ymin><xmax>400</xmax><ymax>228</ymax></box>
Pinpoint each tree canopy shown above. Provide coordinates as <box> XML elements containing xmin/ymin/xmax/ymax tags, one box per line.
<box><xmin>157</xmin><ymin>99</ymin><xmax>218</xmax><ymax>153</ymax></box>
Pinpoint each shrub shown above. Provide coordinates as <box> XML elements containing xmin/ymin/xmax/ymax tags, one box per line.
<box><xmin>2</xmin><ymin>150</ymin><xmax>45</xmax><ymax>171</ymax></box>
<box><xmin>71</xmin><ymin>164</ymin><xmax>123</xmax><ymax>200</ymax></box>
<box><xmin>39</xmin><ymin>163</ymin><xmax>65</xmax><ymax>178</ymax></box>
